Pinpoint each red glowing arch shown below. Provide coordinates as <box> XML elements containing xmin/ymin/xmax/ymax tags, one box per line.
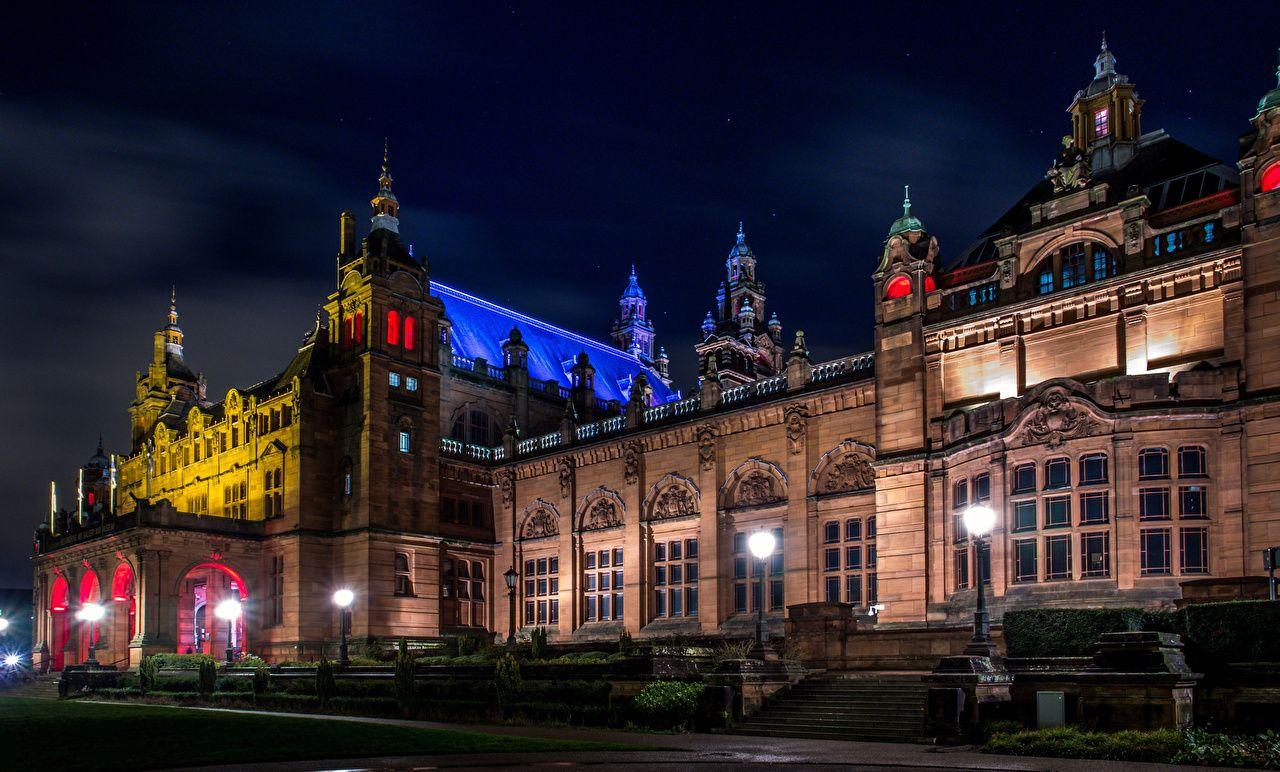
<box><xmin>1262</xmin><ymin>163</ymin><xmax>1280</xmax><ymax>194</ymax></box>
<box><xmin>111</xmin><ymin>563</ymin><xmax>135</xmax><ymax>602</ymax></box>
<box><xmin>50</xmin><ymin>575</ymin><xmax>69</xmax><ymax>612</ymax></box>
<box><xmin>884</xmin><ymin>275</ymin><xmax>913</xmax><ymax>300</ymax></box>
<box><xmin>79</xmin><ymin>570</ymin><xmax>100</xmax><ymax>604</ymax></box>
<box><xmin>924</xmin><ymin>275</ymin><xmax>937</xmax><ymax>292</ymax></box>
<box><xmin>187</xmin><ymin>562</ymin><xmax>250</xmax><ymax>600</ymax></box>
<box><xmin>386</xmin><ymin>310</ymin><xmax>400</xmax><ymax>345</ymax></box>
<box><xmin>403</xmin><ymin>315</ymin><xmax>416</xmax><ymax>351</ymax></box>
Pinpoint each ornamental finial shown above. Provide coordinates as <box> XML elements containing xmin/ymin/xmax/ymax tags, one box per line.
<box><xmin>903</xmin><ymin>185</ymin><xmax>911</xmax><ymax>217</ymax></box>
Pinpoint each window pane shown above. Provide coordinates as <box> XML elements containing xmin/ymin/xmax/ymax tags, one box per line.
<box><xmin>845</xmin><ymin>546</ymin><xmax>862</xmax><ymax>570</ymax></box>
<box><xmin>1013</xmin><ymin>464</ymin><xmax>1036</xmax><ymax>493</ymax></box>
<box><xmin>1045</xmin><ymin>496</ymin><xmax>1071</xmax><ymax>528</ymax></box>
<box><xmin>845</xmin><ymin>519</ymin><xmax>862</xmax><ymax>541</ymax></box>
<box><xmin>845</xmin><ymin>574</ymin><xmax>862</xmax><ymax>605</ymax></box>
<box><xmin>1014</xmin><ymin>540</ymin><xmax>1037</xmax><ymax>582</ymax></box>
<box><xmin>1080</xmin><ymin>454</ymin><xmax>1108</xmax><ymax>485</ymax></box>
<box><xmin>824</xmin><ymin>521</ymin><xmax>840</xmax><ymax>543</ymax></box>
<box><xmin>687</xmin><ymin>587</ymin><xmax>699</xmax><ymax>616</ymax></box>
<box><xmin>1081</xmin><ymin>532</ymin><xmax>1110</xmax><ymax>578</ymax></box>
<box><xmin>824</xmin><ymin>576</ymin><xmax>840</xmax><ymax>602</ymax></box>
<box><xmin>1141</xmin><ymin>529</ymin><xmax>1172</xmax><ymax>575</ymax></box>
<box><xmin>953</xmin><ymin>479</ymin><xmax>968</xmax><ymax>509</ymax></box>
<box><xmin>655</xmin><ymin>566</ymin><xmax>666</xmax><ymax>586</ymax></box>
<box><xmin>1081</xmin><ymin>492</ymin><xmax>1109</xmax><ymax>524</ymax></box>
<box><xmin>1140</xmin><ymin>488</ymin><xmax>1170</xmax><ymax>520</ymax></box>
<box><xmin>1181</xmin><ymin>528</ymin><xmax>1209</xmax><ymax>574</ymax></box>
<box><xmin>685</xmin><ymin>539</ymin><xmax>698</xmax><ymax>558</ymax></box>
<box><xmin>1044</xmin><ymin>458</ymin><xmax>1070</xmax><ymax>489</ymax></box>
<box><xmin>1013</xmin><ymin>500</ymin><xmax>1037</xmax><ymax>532</ymax></box>
<box><xmin>1180</xmin><ymin>486</ymin><xmax>1207</xmax><ymax>518</ymax></box>
<box><xmin>669</xmin><ymin>541</ymin><xmax>682</xmax><ymax>560</ymax></box>
<box><xmin>1139</xmin><ymin>449</ymin><xmax>1169</xmax><ymax>480</ymax></box>
<box><xmin>654</xmin><ymin>589</ymin><xmax>666</xmax><ymax>617</ymax></box>
<box><xmin>1178</xmin><ymin>447</ymin><xmax>1207</xmax><ymax>477</ymax></box>
<box><xmin>770</xmin><ymin>580</ymin><xmax>784</xmax><ymax>611</ymax></box>
<box><xmin>974</xmin><ymin>473</ymin><xmax>990</xmax><ymax>501</ymax></box>
<box><xmin>670</xmin><ymin>587</ymin><xmax>682</xmax><ymax>615</ymax></box>
<box><xmin>734</xmin><ymin>583</ymin><xmax>747</xmax><ymax>613</ymax></box>
<box><xmin>1046</xmin><ymin>535</ymin><xmax>1072</xmax><ymax>580</ymax></box>
<box><xmin>654</xmin><ymin>542</ymin><xmax>666</xmax><ymax>562</ymax></box>
<box><xmin>824</xmin><ymin>548</ymin><xmax>840</xmax><ymax>572</ymax></box>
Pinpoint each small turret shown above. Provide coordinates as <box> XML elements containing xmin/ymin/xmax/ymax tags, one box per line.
<box><xmin>1258</xmin><ymin>48</ymin><xmax>1280</xmax><ymax>117</ymax></box>
<box><xmin>370</xmin><ymin>139</ymin><xmax>400</xmax><ymax>233</ymax></box>
<box><xmin>701</xmin><ymin>311</ymin><xmax>715</xmax><ymax>338</ymax></box>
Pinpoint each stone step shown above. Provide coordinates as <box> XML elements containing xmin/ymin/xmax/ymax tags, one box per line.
<box><xmin>747</xmin><ymin>715</ymin><xmax>923</xmax><ymax>729</ymax></box>
<box><xmin>731</xmin><ymin>726</ymin><xmax>924</xmax><ymax>742</ymax></box>
<box><xmin>771</xmin><ymin>696</ymin><xmax>925</xmax><ymax>708</ymax></box>
<box><xmin>741</xmin><ymin>670</ymin><xmax>928</xmax><ymax>743</ymax></box>
<box><xmin>762</xmin><ymin>704</ymin><xmax>923</xmax><ymax>717</ymax></box>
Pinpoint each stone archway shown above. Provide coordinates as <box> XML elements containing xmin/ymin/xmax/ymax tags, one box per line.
<box><xmin>175</xmin><ymin>562</ymin><xmax>249</xmax><ymax>658</ymax></box>
<box><xmin>48</xmin><ymin>574</ymin><xmax>69</xmax><ymax>671</ymax></box>
<box><xmin>77</xmin><ymin>570</ymin><xmax>102</xmax><ymax>665</ymax></box>
<box><xmin>104</xmin><ymin>562</ymin><xmax>137</xmax><ymax>667</ymax></box>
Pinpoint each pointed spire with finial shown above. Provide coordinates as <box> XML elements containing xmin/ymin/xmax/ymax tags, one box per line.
<box><xmin>737</xmin><ymin>221</ymin><xmax>745</xmax><ymax>244</ymax></box>
<box><xmin>370</xmin><ymin>138</ymin><xmax>401</xmax><ymax>232</ymax></box>
<box><xmin>1094</xmin><ymin>31</ymin><xmax>1117</xmax><ymax>80</ymax></box>
<box><xmin>622</xmin><ymin>263</ymin><xmax>645</xmax><ymax>299</ymax></box>
<box><xmin>888</xmin><ymin>184</ymin><xmax>924</xmax><ymax>237</ymax></box>
<box><xmin>1258</xmin><ymin>48</ymin><xmax>1280</xmax><ymax>116</ymax></box>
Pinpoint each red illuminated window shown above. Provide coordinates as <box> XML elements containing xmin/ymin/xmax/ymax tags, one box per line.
<box><xmin>386</xmin><ymin>310</ymin><xmax>400</xmax><ymax>345</ymax></box>
<box><xmin>1261</xmin><ymin>163</ymin><xmax>1280</xmax><ymax>194</ymax></box>
<box><xmin>403</xmin><ymin>316</ymin><xmax>415</xmax><ymax>350</ymax></box>
<box><xmin>87</xmin><ymin>492</ymin><xmax>95</xmax><ymax>506</ymax></box>
<box><xmin>884</xmin><ymin>275</ymin><xmax>912</xmax><ymax>300</ymax></box>
<box><xmin>1094</xmin><ymin>108</ymin><xmax>1110</xmax><ymax>138</ymax></box>
<box><xmin>353</xmin><ymin>311</ymin><xmax>364</xmax><ymax>344</ymax></box>
<box><xmin>924</xmin><ymin>275</ymin><xmax>937</xmax><ymax>292</ymax></box>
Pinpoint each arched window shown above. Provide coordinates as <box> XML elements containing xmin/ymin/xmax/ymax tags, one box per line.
<box><xmin>386</xmin><ymin>310</ymin><xmax>400</xmax><ymax>345</ymax></box>
<box><xmin>1262</xmin><ymin>162</ymin><xmax>1280</xmax><ymax>194</ymax></box>
<box><xmin>394</xmin><ymin>552</ymin><xmax>413</xmax><ymax>596</ymax></box>
<box><xmin>1033</xmin><ymin>241</ymin><xmax>1116</xmax><ymax>296</ymax></box>
<box><xmin>403</xmin><ymin>315</ymin><xmax>416</xmax><ymax>350</ymax></box>
<box><xmin>450</xmin><ymin>409</ymin><xmax>498</xmax><ymax>445</ymax></box>
<box><xmin>352</xmin><ymin>311</ymin><xmax>364</xmax><ymax>344</ymax></box>
<box><xmin>884</xmin><ymin>275</ymin><xmax>912</xmax><ymax>300</ymax></box>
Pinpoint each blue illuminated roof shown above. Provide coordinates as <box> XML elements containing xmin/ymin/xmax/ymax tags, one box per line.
<box><xmin>432</xmin><ymin>281</ymin><xmax>679</xmax><ymax>405</ymax></box>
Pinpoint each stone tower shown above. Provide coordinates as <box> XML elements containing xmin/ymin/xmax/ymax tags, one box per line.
<box><xmin>694</xmin><ymin>223</ymin><xmax>784</xmax><ymax>385</ymax></box>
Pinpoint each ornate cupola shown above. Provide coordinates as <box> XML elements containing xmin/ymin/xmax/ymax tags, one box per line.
<box><xmin>370</xmin><ymin>139</ymin><xmax>400</xmax><ymax>233</ymax></box>
<box><xmin>610</xmin><ymin>264</ymin><xmax>657</xmax><ymax>362</ymax></box>
<box><xmin>693</xmin><ymin>222</ymin><xmax>785</xmax><ymax>385</ymax></box>
<box><xmin>1067</xmin><ymin>35</ymin><xmax>1144</xmax><ymax>175</ymax></box>
<box><xmin>1258</xmin><ymin>49</ymin><xmax>1280</xmax><ymax>118</ymax></box>
<box><xmin>874</xmin><ymin>186</ymin><xmax>939</xmax><ymax>319</ymax></box>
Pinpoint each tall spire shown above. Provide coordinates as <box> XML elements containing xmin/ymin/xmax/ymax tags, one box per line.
<box><xmin>888</xmin><ymin>184</ymin><xmax>924</xmax><ymax>238</ymax></box>
<box><xmin>1094</xmin><ymin>31</ymin><xmax>1117</xmax><ymax>79</ymax></box>
<box><xmin>1258</xmin><ymin>48</ymin><xmax>1280</xmax><ymax>116</ymax></box>
<box><xmin>370</xmin><ymin>138</ymin><xmax>400</xmax><ymax>233</ymax></box>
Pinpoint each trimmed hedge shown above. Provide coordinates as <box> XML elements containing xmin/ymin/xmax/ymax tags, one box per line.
<box><xmin>1004</xmin><ymin>602</ymin><xmax>1279</xmax><ymax>664</ymax></box>
<box><xmin>986</xmin><ymin>727</ymin><xmax>1280</xmax><ymax>768</ymax></box>
<box><xmin>628</xmin><ymin>680</ymin><xmax>703</xmax><ymax>730</ymax></box>
<box><xmin>1183</xmin><ymin>600</ymin><xmax>1280</xmax><ymax>665</ymax></box>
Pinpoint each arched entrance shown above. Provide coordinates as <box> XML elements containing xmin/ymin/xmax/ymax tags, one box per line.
<box><xmin>48</xmin><ymin>575</ymin><xmax>69</xmax><ymax>671</ymax></box>
<box><xmin>177</xmin><ymin>563</ymin><xmax>248</xmax><ymax>658</ymax></box>
<box><xmin>78</xmin><ymin>571</ymin><xmax>101</xmax><ymax>665</ymax></box>
<box><xmin>107</xmin><ymin>563</ymin><xmax>137</xmax><ymax>666</ymax></box>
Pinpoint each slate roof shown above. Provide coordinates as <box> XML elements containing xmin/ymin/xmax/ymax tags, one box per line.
<box><xmin>432</xmin><ymin>281</ymin><xmax>680</xmax><ymax>405</ymax></box>
<box><xmin>948</xmin><ymin>131</ymin><xmax>1239</xmax><ymax>270</ymax></box>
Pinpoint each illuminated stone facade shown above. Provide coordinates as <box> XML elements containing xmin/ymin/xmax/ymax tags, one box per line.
<box><xmin>31</xmin><ymin>44</ymin><xmax>1280</xmax><ymax>669</ymax></box>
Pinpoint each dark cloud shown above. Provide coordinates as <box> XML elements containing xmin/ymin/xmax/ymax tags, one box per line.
<box><xmin>1</xmin><ymin>2</ymin><xmax>1276</xmax><ymax>586</ymax></box>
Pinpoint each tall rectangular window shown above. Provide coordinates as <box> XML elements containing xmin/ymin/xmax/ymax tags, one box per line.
<box><xmin>824</xmin><ymin>576</ymin><xmax>840</xmax><ymax>602</ymax></box>
<box><xmin>389</xmin><ymin>371</ymin><xmax>401</xmax><ymax>387</ymax></box>
<box><xmin>1140</xmin><ymin>529</ymin><xmax>1172</xmax><ymax>575</ymax></box>
<box><xmin>1012</xmin><ymin>463</ymin><xmax>1036</xmax><ymax>494</ymax></box>
<box><xmin>1180</xmin><ymin>528</ymin><xmax>1209</xmax><ymax>574</ymax></box>
<box><xmin>394</xmin><ymin>552</ymin><xmax>413</xmax><ymax>595</ymax></box>
<box><xmin>1038</xmin><ymin>270</ymin><xmax>1055</xmax><ymax>295</ymax></box>
<box><xmin>1178</xmin><ymin>446</ymin><xmax>1207</xmax><ymax>477</ymax></box>
<box><xmin>1014</xmin><ymin>540</ymin><xmax>1037</xmax><ymax>582</ymax></box>
<box><xmin>952</xmin><ymin>479</ymin><xmax>969</xmax><ymax>510</ymax></box>
<box><xmin>268</xmin><ymin>555</ymin><xmax>284</xmax><ymax>627</ymax></box>
<box><xmin>653</xmin><ymin>538</ymin><xmax>696</xmax><ymax>618</ymax></box>
<box><xmin>1140</xmin><ymin>487</ymin><xmax>1170</xmax><ymax>520</ymax></box>
<box><xmin>583</xmin><ymin>547</ymin><xmax>623</xmax><ymax>622</ymax></box>
<box><xmin>1180</xmin><ymin>486</ymin><xmax>1208</xmax><ymax>518</ymax></box>
<box><xmin>1080</xmin><ymin>454</ymin><xmax>1108</xmax><ymax>485</ymax></box>
<box><xmin>823</xmin><ymin>521</ymin><xmax>840</xmax><ymax>544</ymax></box>
<box><xmin>1139</xmin><ymin>448</ymin><xmax>1169</xmax><ymax>480</ymax></box>
<box><xmin>1094</xmin><ymin>107</ymin><xmax>1110</xmax><ymax>137</ymax></box>
<box><xmin>1044</xmin><ymin>496</ymin><xmax>1071</xmax><ymax>528</ymax></box>
<box><xmin>1013</xmin><ymin>500</ymin><xmax>1037</xmax><ymax>532</ymax></box>
<box><xmin>974</xmin><ymin>473</ymin><xmax>990</xmax><ymax>502</ymax></box>
<box><xmin>398</xmin><ymin>431</ymin><xmax>412</xmax><ymax>453</ymax></box>
<box><xmin>1061</xmin><ymin>243</ymin><xmax>1087</xmax><ymax>288</ymax></box>
<box><xmin>1081</xmin><ymin>532</ymin><xmax>1110</xmax><ymax>578</ymax></box>
<box><xmin>954</xmin><ymin>546</ymin><xmax>970</xmax><ymax>589</ymax></box>
<box><xmin>1081</xmin><ymin>492</ymin><xmax>1109</xmax><ymax>524</ymax></box>
<box><xmin>1044</xmin><ymin>458</ymin><xmax>1070</xmax><ymax>490</ymax></box>
<box><xmin>1045</xmin><ymin>535</ymin><xmax>1072</xmax><ymax>580</ymax></box>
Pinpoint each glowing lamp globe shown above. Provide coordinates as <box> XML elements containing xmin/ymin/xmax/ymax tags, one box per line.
<box><xmin>0</xmin><ymin>616</ymin><xmax>9</xmax><ymax>632</ymax></box>
<box><xmin>332</xmin><ymin>588</ymin><xmax>355</xmax><ymax>608</ymax></box>
<box><xmin>748</xmin><ymin>530</ymin><xmax>777</xmax><ymax>560</ymax></box>
<box><xmin>214</xmin><ymin>598</ymin><xmax>243</xmax><ymax>622</ymax></box>
<box><xmin>3</xmin><ymin>654</ymin><xmax>19</xmax><ymax>667</ymax></box>
<box><xmin>963</xmin><ymin>505</ymin><xmax>997</xmax><ymax>538</ymax></box>
<box><xmin>75</xmin><ymin>602</ymin><xmax>105</xmax><ymax>623</ymax></box>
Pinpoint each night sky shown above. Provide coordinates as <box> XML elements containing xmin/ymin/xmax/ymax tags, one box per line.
<box><xmin>2</xmin><ymin>3</ymin><xmax>1276</xmax><ymax>588</ymax></box>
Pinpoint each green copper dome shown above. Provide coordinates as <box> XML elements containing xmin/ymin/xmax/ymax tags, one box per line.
<box><xmin>1259</xmin><ymin>50</ymin><xmax>1280</xmax><ymax>115</ymax></box>
<box><xmin>887</xmin><ymin>185</ymin><xmax>924</xmax><ymax>238</ymax></box>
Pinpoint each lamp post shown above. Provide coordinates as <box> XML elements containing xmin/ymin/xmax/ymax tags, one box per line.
<box><xmin>213</xmin><ymin>598</ymin><xmax>242</xmax><ymax>667</ymax></box>
<box><xmin>75</xmin><ymin>602</ymin><xmax>105</xmax><ymax>667</ymax></box>
<box><xmin>962</xmin><ymin>504</ymin><xmax>998</xmax><ymax>657</ymax></box>
<box><xmin>502</xmin><ymin>567</ymin><xmax>518</xmax><ymax>651</ymax></box>
<box><xmin>332</xmin><ymin>588</ymin><xmax>354</xmax><ymax>667</ymax></box>
<box><xmin>747</xmin><ymin>530</ymin><xmax>778</xmax><ymax>661</ymax></box>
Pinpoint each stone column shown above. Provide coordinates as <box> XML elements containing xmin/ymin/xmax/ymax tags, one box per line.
<box><xmin>986</xmin><ymin>452</ymin><xmax>1010</xmax><ymax>602</ymax></box>
<box><xmin>623</xmin><ymin>445</ymin><xmax>644</xmax><ymax>633</ymax></box>
<box><xmin>783</xmin><ymin>404</ymin><xmax>810</xmax><ymax>610</ymax></box>
<box><xmin>1112</xmin><ymin>431</ymin><xmax>1137</xmax><ymax>590</ymax></box>
<box><xmin>133</xmin><ymin>549</ymin><xmax>176</xmax><ymax>664</ymax></box>
<box><xmin>1122</xmin><ymin>309</ymin><xmax>1148</xmax><ymax>375</ymax></box>
<box><xmin>697</xmin><ymin>425</ymin><xmax>722</xmax><ymax>634</ymax></box>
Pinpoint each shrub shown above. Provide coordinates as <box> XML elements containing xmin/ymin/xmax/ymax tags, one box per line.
<box><xmin>618</xmin><ymin>630</ymin><xmax>634</xmax><ymax>656</ymax></box>
<box><xmin>252</xmin><ymin>665</ymin><xmax>270</xmax><ymax>698</ymax></box>
<box><xmin>711</xmin><ymin>638</ymin><xmax>752</xmax><ymax>663</ymax></box>
<box><xmin>1178</xmin><ymin>729</ymin><xmax>1280</xmax><ymax>769</ymax></box>
<box><xmin>1003</xmin><ymin>608</ymin><xmax>1146</xmax><ymax>657</ymax></box>
<box><xmin>315</xmin><ymin>659</ymin><xmax>336</xmax><ymax>706</ymax></box>
<box><xmin>530</xmin><ymin>627</ymin><xmax>548</xmax><ymax>660</ymax></box>
<box><xmin>152</xmin><ymin>653</ymin><xmax>218</xmax><ymax>670</ymax></box>
<box><xmin>235</xmin><ymin>654</ymin><xmax>268</xmax><ymax>670</ymax></box>
<box><xmin>1182</xmin><ymin>600</ymin><xmax>1280</xmax><ymax>666</ymax></box>
<box><xmin>394</xmin><ymin>638</ymin><xmax>415</xmax><ymax>710</ymax></box>
<box><xmin>494</xmin><ymin>654</ymin><xmax>521</xmax><ymax>710</ymax></box>
<box><xmin>984</xmin><ymin>726</ymin><xmax>1183</xmax><ymax>763</ymax></box>
<box><xmin>215</xmin><ymin>676</ymin><xmax>252</xmax><ymax>693</ymax></box>
<box><xmin>629</xmin><ymin>680</ymin><xmax>703</xmax><ymax>730</ymax></box>
<box><xmin>138</xmin><ymin>655</ymin><xmax>158</xmax><ymax>696</ymax></box>
<box><xmin>197</xmin><ymin>658</ymin><xmax>217</xmax><ymax>695</ymax></box>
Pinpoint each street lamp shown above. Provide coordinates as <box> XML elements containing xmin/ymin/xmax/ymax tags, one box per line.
<box><xmin>502</xmin><ymin>567</ymin><xmax>518</xmax><ymax>652</ymax></box>
<box><xmin>747</xmin><ymin>530</ymin><xmax>778</xmax><ymax>661</ymax></box>
<box><xmin>332</xmin><ymin>588</ymin><xmax>354</xmax><ymax>667</ymax></box>
<box><xmin>214</xmin><ymin>598</ymin><xmax>242</xmax><ymax>667</ymax></box>
<box><xmin>962</xmin><ymin>504</ymin><xmax>998</xmax><ymax>657</ymax></box>
<box><xmin>0</xmin><ymin>615</ymin><xmax>9</xmax><ymax>633</ymax></box>
<box><xmin>75</xmin><ymin>602</ymin><xmax>105</xmax><ymax>667</ymax></box>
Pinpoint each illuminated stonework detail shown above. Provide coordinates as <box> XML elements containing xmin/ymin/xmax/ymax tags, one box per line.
<box><xmin>1015</xmin><ymin>386</ymin><xmax>1102</xmax><ymax>448</ymax></box>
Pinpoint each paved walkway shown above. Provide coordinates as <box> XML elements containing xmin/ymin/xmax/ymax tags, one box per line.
<box><xmin>133</xmin><ymin>703</ymin><xmax>1229</xmax><ymax>772</ymax></box>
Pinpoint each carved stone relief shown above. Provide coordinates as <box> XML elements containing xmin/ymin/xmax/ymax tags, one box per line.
<box><xmin>785</xmin><ymin>403</ymin><xmax>808</xmax><ymax>455</ymax></box>
<box><xmin>1015</xmin><ymin>386</ymin><xmax>1102</xmax><ymax>448</ymax></box>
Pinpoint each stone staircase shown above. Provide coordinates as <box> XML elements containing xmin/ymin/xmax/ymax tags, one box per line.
<box><xmin>732</xmin><ymin>672</ymin><xmax>928</xmax><ymax>742</ymax></box>
<box><xmin>2</xmin><ymin>673</ymin><xmax>62</xmax><ymax>700</ymax></box>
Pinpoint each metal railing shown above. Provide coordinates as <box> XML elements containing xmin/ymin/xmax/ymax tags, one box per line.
<box><xmin>810</xmin><ymin>352</ymin><xmax>874</xmax><ymax>383</ymax></box>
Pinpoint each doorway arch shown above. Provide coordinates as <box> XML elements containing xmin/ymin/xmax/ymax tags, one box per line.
<box><xmin>176</xmin><ymin>562</ymin><xmax>248</xmax><ymax>657</ymax></box>
<box><xmin>78</xmin><ymin>570</ymin><xmax>101</xmax><ymax>665</ymax></box>
<box><xmin>48</xmin><ymin>575</ymin><xmax>69</xmax><ymax>671</ymax></box>
<box><xmin>107</xmin><ymin>563</ymin><xmax>136</xmax><ymax>665</ymax></box>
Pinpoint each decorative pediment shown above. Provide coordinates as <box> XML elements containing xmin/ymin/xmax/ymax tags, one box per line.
<box><xmin>811</xmin><ymin>440</ymin><xmax>877</xmax><ymax>495</ymax></box>
<box><xmin>721</xmin><ymin>458</ymin><xmax>787</xmax><ymax>510</ymax></box>
<box><xmin>578</xmin><ymin>487</ymin><xmax>625</xmax><ymax>532</ymax></box>
<box><xmin>1008</xmin><ymin>382</ymin><xmax>1107</xmax><ymax>449</ymax></box>
<box><xmin>643</xmin><ymin>473</ymin><xmax>700</xmax><ymax>522</ymax></box>
<box><xmin>519</xmin><ymin>499</ymin><xmax>560</xmax><ymax>540</ymax></box>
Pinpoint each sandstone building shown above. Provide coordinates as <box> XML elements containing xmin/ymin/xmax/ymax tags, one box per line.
<box><xmin>31</xmin><ymin>43</ymin><xmax>1280</xmax><ymax>669</ymax></box>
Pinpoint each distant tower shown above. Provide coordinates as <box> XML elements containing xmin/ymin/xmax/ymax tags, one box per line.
<box><xmin>611</xmin><ymin>265</ymin><xmax>657</xmax><ymax>362</ymax></box>
<box><xmin>370</xmin><ymin>138</ymin><xmax>400</xmax><ymax>233</ymax></box>
<box><xmin>128</xmin><ymin>289</ymin><xmax>204</xmax><ymax>451</ymax></box>
<box><xmin>694</xmin><ymin>222</ymin><xmax>784</xmax><ymax>385</ymax></box>
<box><xmin>1067</xmin><ymin>35</ymin><xmax>1144</xmax><ymax>174</ymax></box>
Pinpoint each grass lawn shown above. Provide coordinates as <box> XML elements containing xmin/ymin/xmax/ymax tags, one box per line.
<box><xmin>0</xmin><ymin>696</ymin><xmax>633</xmax><ymax>771</ymax></box>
